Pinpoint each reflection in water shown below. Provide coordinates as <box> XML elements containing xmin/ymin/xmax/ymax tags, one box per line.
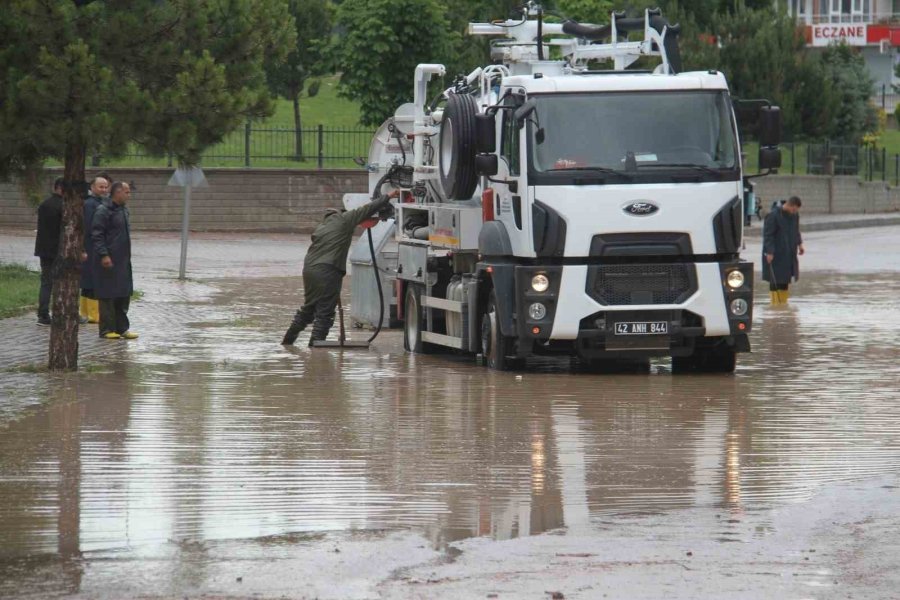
<box><xmin>1</xmin><ymin>273</ymin><xmax>899</xmax><ymax>594</ymax></box>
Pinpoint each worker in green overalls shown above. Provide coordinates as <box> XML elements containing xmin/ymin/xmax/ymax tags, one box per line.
<box><xmin>282</xmin><ymin>193</ymin><xmax>394</xmax><ymax>346</ymax></box>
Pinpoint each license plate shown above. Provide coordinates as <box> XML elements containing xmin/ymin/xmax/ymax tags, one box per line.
<box><xmin>613</xmin><ymin>321</ymin><xmax>668</xmax><ymax>335</ymax></box>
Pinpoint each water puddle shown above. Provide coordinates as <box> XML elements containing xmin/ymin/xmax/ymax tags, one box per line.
<box><xmin>1</xmin><ymin>270</ymin><xmax>899</xmax><ymax>584</ymax></box>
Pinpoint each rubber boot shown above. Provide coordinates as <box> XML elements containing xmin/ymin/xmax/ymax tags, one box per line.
<box><xmin>779</xmin><ymin>290</ymin><xmax>790</xmax><ymax>304</ymax></box>
<box><xmin>282</xmin><ymin>324</ymin><xmax>303</xmax><ymax>345</ymax></box>
<box><xmin>769</xmin><ymin>291</ymin><xmax>779</xmax><ymax>305</ymax></box>
<box><xmin>79</xmin><ymin>296</ymin><xmax>89</xmax><ymax>320</ymax></box>
<box><xmin>308</xmin><ymin>320</ymin><xmax>333</xmax><ymax>348</ymax></box>
<box><xmin>281</xmin><ymin>311</ymin><xmax>309</xmax><ymax>345</ymax></box>
<box><xmin>87</xmin><ymin>298</ymin><xmax>100</xmax><ymax>323</ymax></box>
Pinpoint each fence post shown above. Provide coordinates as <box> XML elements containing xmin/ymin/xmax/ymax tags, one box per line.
<box><xmin>790</xmin><ymin>143</ymin><xmax>795</xmax><ymax>175</ymax></box>
<box><xmin>883</xmin><ymin>83</ymin><xmax>887</xmax><ymax>109</ymax></box>
<box><xmin>895</xmin><ymin>153</ymin><xmax>898</xmax><ymax>187</ymax></box>
<box><xmin>244</xmin><ymin>121</ymin><xmax>251</xmax><ymax>167</ymax></box>
<box><xmin>317</xmin><ymin>125</ymin><xmax>324</xmax><ymax>169</ymax></box>
<box><xmin>167</xmin><ymin>152</ymin><xmax>173</xmax><ymax>168</ymax></box>
<box><xmin>868</xmin><ymin>146</ymin><xmax>873</xmax><ymax>182</ymax></box>
<box><xmin>882</xmin><ymin>147</ymin><xmax>887</xmax><ymax>182</ymax></box>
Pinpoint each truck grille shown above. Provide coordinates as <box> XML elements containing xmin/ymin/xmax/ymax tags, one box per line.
<box><xmin>587</xmin><ymin>264</ymin><xmax>697</xmax><ymax>306</ymax></box>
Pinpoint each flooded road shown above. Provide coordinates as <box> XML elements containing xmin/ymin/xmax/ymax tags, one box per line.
<box><xmin>0</xmin><ymin>227</ymin><xmax>899</xmax><ymax>598</ymax></box>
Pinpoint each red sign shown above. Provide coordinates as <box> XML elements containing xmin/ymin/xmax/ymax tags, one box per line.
<box><xmin>810</xmin><ymin>24</ymin><xmax>866</xmax><ymax>46</ymax></box>
<box><xmin>804</xmin><ymin>24</ymin><xmax>900</xmax><ymax>48</ymax></box>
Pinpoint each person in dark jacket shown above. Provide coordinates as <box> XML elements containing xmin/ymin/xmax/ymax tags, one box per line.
<box><xmin>92</xmin><ymin>181</ymin><xmax>137</xmax><ymax>340</ymax></box>
<box><xmin>282</xmin><ymin>193</ymin><xmax>394</xmax><ymax>346</ymax></box>
<box><xmin>33</xmin><ymin>178</ymin><xmax>65</xmax><ymax>326</ymax></box>
<box><xmin>81</xmin><ymin>175</ymin><xmax>110</xmax><ymax>323</ymax></box>
<box><xmin>762</xmin><ymin>196</ymin><xmax>804</xmax><ymax>305</ymax></box>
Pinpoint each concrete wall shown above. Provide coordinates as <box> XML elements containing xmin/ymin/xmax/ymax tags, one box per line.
<box><xmin>0</xmin><ymin>168</ymin><xmax>369</xmax><ymax>233</ymax></box>
<box><xmin>1</xmin><ymin>169</ymin><xmax>898</xmax><ymax>232</ymax></box>
<box><xmin>754</xmin><ymin>174</ymin><xmax>900</xmax><ymax>214</ymax></box>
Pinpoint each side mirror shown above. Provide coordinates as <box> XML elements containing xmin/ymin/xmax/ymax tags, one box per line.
<box><xmin>475</xmin><ymin>113</ymin><xmax>496</xmax><ymax>153</ymax></box>
<box><xmin>475</xmin><ymin>153</ymin><xmax>498</xmax><ymax>176</ymax></box>
<box><xmin>759</xmin><ymin>106</ymin><xmax>782</xmax><ymax>147</ymax></box>
<box><xmin>514</xmin><ymin>100</ymin><xmax>537</xmax><ymax>128</ymax></box>
<box><xmin>758</xmin><ymin>146</ymin><xmax>782</xmax><ymax>170</ymax></box>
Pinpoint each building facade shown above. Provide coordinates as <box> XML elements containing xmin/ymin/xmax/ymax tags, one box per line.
<box><xmin>780</xmin><ymin>0</ymin><xmax>899</xmax><ymax>96</ymax></box>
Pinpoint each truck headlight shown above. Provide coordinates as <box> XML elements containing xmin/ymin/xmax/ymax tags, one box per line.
<box><xmin>531</xmin><ymin>274</ymin><xmax>550</xmax><ymax>293</ymax></box>
<box><xmin>730</xmin><ymin>298</ymin><xmax>748</xmax><ymax>316</ymax></box>
<box><xmin>726</xmin><ymin>270</ymin><xmax>745</xmax><ymax>289</ymax></box>
<box><xmin>528</xmin><ymin>302</ymin><xmax>547</xmax><ymax>320</ymax></box>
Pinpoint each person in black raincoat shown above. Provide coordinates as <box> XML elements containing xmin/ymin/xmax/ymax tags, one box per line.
<box><xmin>33</xmin><ymin>178</ymin><xmax>64</xmax><ymax>326</ymax></box>
<box><xmin>282</xmin><ymin>193</ymin><xmax>394</xmax><ymax>346</ymax></box>
<box><xmin>81</xmin><ymin>175</ymin><xmax>110</xmax><ymax>323</ymax></box>
<box><xmin>762</xmin><ymin>196</ymin><xmax>804</xmax><ymax>305</ymax></box>
<box><xmin>91</xmin><ymin>181</ymin><xmax>137</xmax><ymax>339</ymax></box>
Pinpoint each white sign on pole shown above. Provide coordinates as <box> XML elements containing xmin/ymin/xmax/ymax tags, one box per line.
<box><xmin>811</xmin><ymin>24</ymin><xmax>867</xmax><ymax>47</ymax></box>
<box><xmin>167</xmin><ymin>166</ymin><xmax>208</xmax><ymax>280</ymax></box>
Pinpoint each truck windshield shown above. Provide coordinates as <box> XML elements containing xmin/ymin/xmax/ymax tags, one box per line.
<box><xmin>529</xmin><ymin>91</ymin><xmax>738</xmax><ymax>183</ymax></box>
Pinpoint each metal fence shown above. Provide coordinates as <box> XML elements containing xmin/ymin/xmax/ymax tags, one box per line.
<box><xmin>765</xmin><ymin>141</ymin><xmax>900</xmax><ymax>184</ymax></box>
<box><xmin>92</xmin><ymin>125</ymin><xmax>375</xmax><ymax>168</ymax></box>
<box><xmin>875</xmin><ymin>85</ymin><xmax>899</xmax><ymax>114</ymax></box>
<box><xmin>93</xmin><ymin>127</ymin><xmax>900</xmax><ymax>184</ymax></box>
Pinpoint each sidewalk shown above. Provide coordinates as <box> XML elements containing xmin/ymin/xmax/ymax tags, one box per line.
<box><xmin>0</xmin><ymin>229</ymin><xmax>308</xmax><ymax>371</ymax></box>
<box><xmin>744</xmin><ymin>211</ymin><xmax>900</xmax><ymax>236</ymax></box>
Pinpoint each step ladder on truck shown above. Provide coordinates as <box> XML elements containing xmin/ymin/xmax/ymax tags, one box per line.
<box><xmin>355</xmin><ymin>2</ymin><xmax>782</xmax><ymax>372</ymax></box>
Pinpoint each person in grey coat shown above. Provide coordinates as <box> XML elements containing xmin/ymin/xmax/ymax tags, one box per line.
<box><xmin>91</xmin><ymin>181</ymin><xmax>137</xmax><ymax>339</ymax></box>
<box><xmin>282</xmin><ymin>193</ymin><xmax>394</xmax><ymax>346</ymax></box>
<box><xmin>762</xmin><ymin>196</ymin><xmax>804</xmax><ymax>305</ymax></box>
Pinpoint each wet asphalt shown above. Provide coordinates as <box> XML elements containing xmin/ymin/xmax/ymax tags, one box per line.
<box><xmin>0</xmin><ymin>226</ymin><xmax>898</xmax><ymax>599</ymax></box>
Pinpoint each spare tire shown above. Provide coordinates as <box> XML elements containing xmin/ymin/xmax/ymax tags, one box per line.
<box><xmin>439</xmin><ymin>93</ymin><xmax>479</xmax><ymax>200</ymax></box>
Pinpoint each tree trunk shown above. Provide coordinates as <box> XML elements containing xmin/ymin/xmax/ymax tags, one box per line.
<box><xmin>293</xmin><ymin>94</ymin><xmax>304</xmax><ymax>161</ymax></box>
<box><xmin>49</xmin><ymin>142</ymin><xmax>86</xmax><ymax>371</ymax></box>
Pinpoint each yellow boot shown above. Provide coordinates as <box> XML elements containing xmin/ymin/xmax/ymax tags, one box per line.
<box><xmin>87</xmin><ymin>298</ymin><xmax>100</xmax><ymax>323</ymax></box>
<box><xmin>770</xmin><ymin>291</ymin><xmax>780</xmax><ymax>305</ymax></box>
<box><xmin>780</xmin><ymin>289</ymin><xmax>790</xmax><ymax>304</ymax></box>
<box><xmin>79</xmin><ymin>296</ymin><xmax>89</xmax><ymax>320</ymax></box>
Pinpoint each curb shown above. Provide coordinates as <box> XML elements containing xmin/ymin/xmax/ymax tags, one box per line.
<box><xmin>745</xmin><ymin>215</ymin><xmax>900</xmax><ymax>237</ymax></box>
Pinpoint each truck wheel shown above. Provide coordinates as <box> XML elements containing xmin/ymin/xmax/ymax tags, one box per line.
<box><xmin>404</xmin><ymin>284</ymin><xmax>435</xmax><ymax>354</ymax></box>
<box><xmin>672</xmin><ymin>346</ymin><xmax>736</xmax><ymax>374</ymax></box>
<box><xmin>439</xmin><ymin>93</ymin><xmax>478</xmax><ymax>200</ymax></box>
<box><xmin>481</xmin><ymin>291</ymin><xmax>517</xmax><ymax>370</ymax></box>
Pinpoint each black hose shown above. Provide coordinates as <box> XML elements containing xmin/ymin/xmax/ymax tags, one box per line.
<box><xmin>365</xmin><ymin>163</ymin><xmax>402</xmax><ymax>344</ymax></box>
<box><xmin>366</xmin><ymin>227</ymin><xmax>384</xmax><ymax>344</ymax></box>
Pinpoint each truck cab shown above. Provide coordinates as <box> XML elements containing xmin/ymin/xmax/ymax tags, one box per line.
<box><xmin>363</xmin><ymin>5</ymin><xmax>781</xmax><ymax>372</ymax></box>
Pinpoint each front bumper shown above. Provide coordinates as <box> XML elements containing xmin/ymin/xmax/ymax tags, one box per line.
<box><xmin>511</xmin><ymin>260</ymin><xmax>753</xmax><ymax>355</ymax></box>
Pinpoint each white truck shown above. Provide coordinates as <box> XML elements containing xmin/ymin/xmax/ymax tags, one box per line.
<box><xmin>360</xmin><ymin>4</ymin><xmax>782</xmax><ymax>372</ymax></box>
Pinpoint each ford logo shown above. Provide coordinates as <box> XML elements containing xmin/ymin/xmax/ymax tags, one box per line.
<box><xmin>623</xmin><ymin>202</ymin><xmax>659</xmax><ymax>216</ymax></box>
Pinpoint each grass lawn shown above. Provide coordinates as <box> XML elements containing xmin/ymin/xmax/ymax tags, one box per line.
<box><xmin>878</xmin><ymin>129</ymin><xmax>900</xmax><ymax>155</ymax></box>
<box><xmin>0</xmin><ymin>263</ymin><xmax>39</xmax><ymax>318</ymax></box>
<box><xmin>266</xmin><ymin>75</ymin><xmax>361</xmax><ymax>129</ymax></box>
<box><xmin>87</xmin><ymin>75</ymin><xmax>369</xmax><ymax>169</ymax></box>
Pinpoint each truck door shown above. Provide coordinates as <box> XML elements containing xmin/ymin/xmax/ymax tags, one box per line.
<box><xmin>494</xmin><ymin>95</ymin><xmax>533</xmax><ymax>257</ymax></box>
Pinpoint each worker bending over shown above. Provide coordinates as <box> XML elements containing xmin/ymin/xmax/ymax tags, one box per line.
<box><xmin>282</xmin><ymin>193</ymin><xmax>394</xmax><ymax>346</ymax></box>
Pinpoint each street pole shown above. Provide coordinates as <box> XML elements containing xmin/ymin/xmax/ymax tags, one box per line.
<box><xmin>179</xmin><ymin>182</ymin><xmax>192</xmax><ymax>280</ymax></box>
<box><xmin>167</xmin><ymin>165</ymin><xmax>208</xmax><ymax>281</ymax></box>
